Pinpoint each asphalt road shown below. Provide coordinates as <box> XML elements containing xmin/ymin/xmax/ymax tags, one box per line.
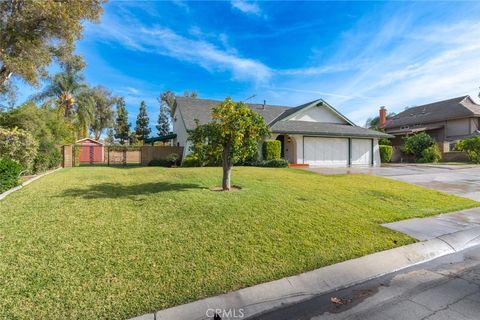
<box><xmin>247</xmin><ymin>244</ymin><xmax>480</xmax><ymax>320</ymax></box>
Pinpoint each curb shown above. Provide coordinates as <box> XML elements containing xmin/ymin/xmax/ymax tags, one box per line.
<box><xmin>0</xmin><ymin>167</ymin><xmax>62</xmax><ymax>201</ymax></box>
<box><xmin>130</xmin><ymin>227</ymin><xmax>480</xmax><ymax>320</ymax></box>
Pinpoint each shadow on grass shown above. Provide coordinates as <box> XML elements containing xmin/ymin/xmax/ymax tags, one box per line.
<box><xmin>60</xmin><ymin>182</ymin><xmax>203</xmax><ymax>199</ymax></box>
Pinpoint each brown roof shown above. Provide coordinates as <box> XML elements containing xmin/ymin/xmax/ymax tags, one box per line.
<box><xmin>385</xmin><ymin>96</ymin><xmax>480</xmax><ymax>129</ymax></box>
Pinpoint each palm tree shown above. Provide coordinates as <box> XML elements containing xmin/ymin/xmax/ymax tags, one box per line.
<box><xmin>33</xmin><ymin>66</ymin><xmax>94</xmax><ymax>139</ymax></box>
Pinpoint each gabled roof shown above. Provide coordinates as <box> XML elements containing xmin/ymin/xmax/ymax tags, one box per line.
<box><xmin>271</xmin><ymin>121</ymin><xmax>393</xmax><ymax>138</ymax></box>
<box><xmin>272</xmin><ymin>99</ymin><xmax>355</xmax><ymax>125</ymax></box>
<box><xmin>175</xmin><ymin>96</ymin><xmax>289</xmax><ymax>130</ymax></box>
<box><xmin>385</xmin><ymin>96</ymin><xmax>480</xmax><ymax>129</ymax></box>
<box><xmin>76</xmin><ymin>138</ymin><xmax>103</xmax><ymax>145</ymax></box>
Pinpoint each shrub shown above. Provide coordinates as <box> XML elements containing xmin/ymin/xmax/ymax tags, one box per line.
<box><xmin>419</xmin><ymin>144</ymin><xmax>441</xmax><ymax>163</ymax></box>
<box><xmin>379</xmin><ymin>138</ymin><xmax>392</xmax><ymax>146</ymax></box>
<box><xmin>0</xmin><ymin>127</ymin><xmax>38</xmax><ymax>172</ymax></box>
<box><xmin>262</xmin><ymin>140</ymin><xmax>281</xmax><ymax>160</ymax></box>
<box><xmin>34</xmin><ymin>141</ymin><xmax>62</xmax><ymax>173</ymax></box>
<box><xmin>254</xmin><ymin>159</ymin><xmax>289</xmax><ymax>167</ymax></box>
<box><xmin>401</xmin><ymin>132</ymin><xmax>436</xmax><ymax>161</ymax></box>
<box><xmin>455</xmin><ymin>137</ymin><xmax>480</xmax><ymax>163</ymax></box>
<box><xmin>166</xmin><ymin>153</ymin><xmax>180</xmax><ymax>167</ymax></box>
<box><xmin>181</xmin><ymin>155</ymin><xmax>202</xmax><ymax>167</ymax></box>
<box><xmin>148</xmin><ymin>159</ymin><xmax>170</xmax><ymax>167</ymax></box>
<box><xmin>0</xmin><ymin>157</ymin><xmax>22</xmax><ymax>193</ymax></box>
<box><xmin>379</xmin><ymin>145</ymin><xmax>393</xmax><ymax>163</ymax></box>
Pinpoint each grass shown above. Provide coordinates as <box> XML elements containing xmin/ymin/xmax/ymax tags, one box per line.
<box><xmin>0</xmin><ymin>167</ymin><xmax>477</xmax><ymax>319</ymax></box>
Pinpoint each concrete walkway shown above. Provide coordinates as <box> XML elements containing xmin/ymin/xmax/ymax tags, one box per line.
<box><xmin>383</xmin><ymin>207</ymin><xmax>480</xmax><ymax>241</ymax></box>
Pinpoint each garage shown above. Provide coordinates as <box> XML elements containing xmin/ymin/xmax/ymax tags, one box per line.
<box><xmin>304</xmin><ymin>137</ymin><xmax>349</xmax><ymax>166</ymax></box>
<box><xmin>303</xmin><ymin>137</ymin><xmax>373</xmax><ymax>166</ymax></box>
<box><xmin>351</xmin><ymin>139</ymin><xmax>372</xmax><ymax>166</ymax></box>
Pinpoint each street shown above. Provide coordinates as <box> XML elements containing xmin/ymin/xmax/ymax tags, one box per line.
<box><xmin>248</xmin><ymin>244</ymin><xmax>480</xmax><ymax>320</ymax></box>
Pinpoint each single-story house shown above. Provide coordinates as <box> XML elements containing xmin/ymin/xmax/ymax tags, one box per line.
<box><xmin>170</xmin><ymin>97</ymin><xmax>391</xmax><ymax>167</ymax></box>
<box><xmin>76</xmin><ymin>138</ymin><xmax>104</xmax><ymax>164</ymax></box>
<box><xmin>380</xmin><ymin>95</ymin><xmax>480</xmax><ymax>161</ymax></box>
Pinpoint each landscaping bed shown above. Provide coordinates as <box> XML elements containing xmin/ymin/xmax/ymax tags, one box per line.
<box><xmin>0</xmin><ymin>167</ymin><xmax>477</xmax><ymax>319</ymax></box>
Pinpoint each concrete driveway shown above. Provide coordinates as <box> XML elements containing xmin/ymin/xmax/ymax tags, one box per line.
<box><xmin>307</xmin><ymin>164</ymin><xmax>480</xmax><ymax>201</ymax></box>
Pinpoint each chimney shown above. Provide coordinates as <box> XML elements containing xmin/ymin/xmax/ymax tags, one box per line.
<box><xmin>379</xmin><ymin>106</ymin><xmax>387</xmax><ymax>128</ymax></box>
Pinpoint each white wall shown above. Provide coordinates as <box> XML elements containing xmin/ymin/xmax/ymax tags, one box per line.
<box><xmin>172</xmin><ymin>108</ymin><xmax>191</xmax><ymax>157</ymax></box>
<box><xmin>289</xmin><ymin>106</ymin><xmax>347</xmax><ymax>124</ymax></box>
<box><xmin>446</xmin><ymin>118</ymin><xmax>470</xmax><ymax>137</ymax></box>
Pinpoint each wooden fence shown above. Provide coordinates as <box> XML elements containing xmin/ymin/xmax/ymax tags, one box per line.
<box><xmin>62</xmin><ymin>145</ymin><xmax>184</xmax><ymax>167</ymax></box>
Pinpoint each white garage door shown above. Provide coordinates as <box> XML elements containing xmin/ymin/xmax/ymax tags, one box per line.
<box><xmin>304</xmin><ymin>137</ymin><xmax>348</xmax><ymax>166</ymax></box>
<box><xmin>351</xmin><ymin>139</ymin><xmax>372</xmax><ymax>166</ymax></box>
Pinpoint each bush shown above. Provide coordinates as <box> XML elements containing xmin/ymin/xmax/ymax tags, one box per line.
<box><xmin>254</xmin><ymin>159</ymin><xmax>289</xmax><ymax>167</ymax></box>
<box><xmin>148</xmin><ymin>159</ymin><xmax>170</xmax><ymax>167</ymax></box>
<box><xmin>166</xmin><ymin>153</ymin><xmax>180</xmax><ymax>167</ymax></box>
<box><xmin>454</xmin><ymin>137</ymin><xmax>480</xmax><ymax>163</ymax></box>
<box><xmin>262</xmin><ymin>140</ymin><xmax>281</xmax><ymax>160</ymax></box>
<box><xmin>181</xmin><ymin>155</ymin><xmax>202</xmax><ymax>167</ymax></box>
<box><xmin>379</xmin><ymin>138</ymin><xmax>392</xmax><ymax>146</ymax></box>
<box><xmin>0</xmin><ymin>127</ymin><xmax>38</xmax><ymax>172</ymax></box>
<box><xmin>379</xmin><ymin>145</ymin><xmax>393</xmax><ymax>163</ymax></box>
<box><xmin>34</xmin><ymin>141</ymin><xmax>62</xmax><ymax>173</ymax></box>
<box><xmin>419</xmin><ymin>144</ymin><xmax>441</xmax><ymax>163</ymax></box>
<box><xmin>0</xmin><ymin>157</ymin><xmax>22</xmax><ymax>193</ymax></box>
<box><xmin>401</xmin><ymin>132</ymin><xmax>436</xmax><ymax>161</ymax></box>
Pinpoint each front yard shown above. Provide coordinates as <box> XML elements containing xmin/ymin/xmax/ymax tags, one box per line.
<box><xmin>0</xmin><ymin>167</ymin><xmax>477</xmax><ymax>319</ymax></box>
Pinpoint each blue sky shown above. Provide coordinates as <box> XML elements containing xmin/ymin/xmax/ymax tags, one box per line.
<box><xmin>16</xmin><ymin>0</ymin><xmax>480</xmax><ymax>128</ymax></box>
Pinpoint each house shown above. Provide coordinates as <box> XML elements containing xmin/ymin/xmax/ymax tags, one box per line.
<box><xmin>76</xmin><ymin>138</ymin><xmax>104</xmax><ymax>164</ymax></box>
<box><xmin>171</xmin><ymin>97</ymin><xmax>392</xmax><ymax>167</ymax></box>
<box><xmin>380</xmin><ymin>95</ymin><xmax>480</xmax><ymax>161</ymax></box>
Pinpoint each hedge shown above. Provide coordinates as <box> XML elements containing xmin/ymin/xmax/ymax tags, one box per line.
<box><xmin>254</xmin><ymin>159</ymin><xmax>289</xmax><ymax>167</ymax></box>
<box><xmin>262</xmin><ymin>140</ymin><xmax>281</xmax><ymax>160</ymax></box>
<box><xmin>379</xmin><ymin>145</ymin><xmax>392</xmax><ymax>163</ymax></box>
<box><xmin>0</xmin><ymin>157</ymin><xmax>22</xmax><ymax>193</ymax></box>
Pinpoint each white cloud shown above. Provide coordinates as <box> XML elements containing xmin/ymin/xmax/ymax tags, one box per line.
<box><xmin>91</xmin><ymin>15</ymin><xmax>272</xmax><ymax>83</ymax></box>
<box><xmin>231</xmin><ymin>0</ymin><xmax>262</xmax><ymax>16</ymax></box>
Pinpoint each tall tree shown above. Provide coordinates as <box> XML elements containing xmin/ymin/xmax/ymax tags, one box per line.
<box><xmin>114</xmin><ymin>98</ymin><xmax>130</xmax><ymax>145</ymax></box>
<box><xmin>156</xmin><ymin>99</ymin><xmax>170</xmax><ymax>136</ymax></box>
<box><xmin>0</xmin><ymin>0</ymin><xmax>104</xmax><ymax>88</ymax></box>
<box><xmin>135</xmin><ymin>101</ymin><xmax>151</xmax><ymax>142</ymax></box>
<box><xmin>159</xmin><ymin>90</ymin><xmax>176</xmax><ymax>117</ymax></box>
<box><xmin>89</xmin><ymin>86</ymin><xmax>116</xmax><ymax>140</ymax></box>
<box><xmin>33</xmin><ymin>66</ymin><xmax>94</xmax><ymax>139</ymax></box>
<box><xmin>105</xmin><ymin>128</ymin><xmax>115</xmax><ymax>145</ymax></box>
<box><xmin>188</xmin><ymin>98</ymin><xmax>269</xmax><ymax>190</ymax></box>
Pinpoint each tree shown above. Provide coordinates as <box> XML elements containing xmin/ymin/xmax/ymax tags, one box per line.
<box><xmin>105</xmin><ymin>128</ymin><xmax>115</xmax><ymax>145</ymax></box>
<box><xmin>365</xmin><ymin>112</ymin><xmax>396</xmax><ymax>129</ymax></box>
<box><xmin>135</xmin><ymin>101</ymin><xmax>151</xmax><ymax>142</ymax></box>
<box><xmin>188</xmin><ymin>97</ymin><xmax>269</xmax><ymax>190</ymax></box>
<box><xmin>89</xmin><ymin>86</ymin><xmax>116</xmax><ymax>140</ymax></box>
<box><xmin>0</xmin><ymin>0</ymin><xmax>104</xmax><ymax>88</ymax></box>
<box><xmin>114</xmin><ymin>98</ymin><xmax>130</xmax><ymax>145</ymax></box>
<box><xmin>156</xmin><ymin>99</ymin><xmax>171</xmax><ymax>136</ymax></box>
<box><xmin>159</xmin><ymin>90</ymin><xmax>176</xmax><ymax>117</ymax></box>
<box><xmin>33</xmin><ymin>66</ymin><xmax>94</xmax><ymax>138</ymax></box>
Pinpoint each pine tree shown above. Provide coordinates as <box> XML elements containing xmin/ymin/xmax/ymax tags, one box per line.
<box><xmin>105</xmin><ymin>127</ymin><xmax>115</xmax><ymax>145</ymax></box>
<box><xmin>114</xmin><ymin>98</ymin><xmax>130</xmax><ymax>145</ymax></box>
<box><xmin>156</xmin><ymin>101</ymin><xmax>170</xmax><ymax>136</ymax></box>
<box><xmin>135</xmin><ymin>101</ymin><xmax>151</xmax><ymax>141</ymax></box>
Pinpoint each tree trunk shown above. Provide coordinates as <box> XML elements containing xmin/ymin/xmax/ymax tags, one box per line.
<box><xmin>222</xmin><ymin>142</ymin><xmax>233</xmax><ymax>191</ymax></box>
<box><xmin>0</xmin><ymin>67</ymin><xmax>12</xmax><ymax>87</ymax></box>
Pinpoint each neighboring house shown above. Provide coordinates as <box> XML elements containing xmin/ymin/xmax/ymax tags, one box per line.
<box><xmin>76</xmin><ymin>138</ymin><xmax>104</xmax><ymax>164</ymax></box>
<box><xmin>171</xmin><ymin>97</ymin><xmax>391</xmax><ymax>167</ymax></box>
<box><xmin>380</xmin><ymin>95</ymin><xmax>480</xmax><ymax>161</ymax></box>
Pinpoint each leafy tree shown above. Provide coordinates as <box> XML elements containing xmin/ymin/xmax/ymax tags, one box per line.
<box><xmin>188</xmin><ymin>97</ymin><xmax>269</xmax><ymax>190</ymax></box>
<box><xmin>114</xmin><ymin>98</ymin><xmax>130</xmax><ymax>145</ymax></box>
<box><xmin>455</xmin><ymin>137</ymin><xmax>480</xmax><ymax>163</ymax></box>
<box><xmin>89</xmin><ymin>86</ymin><xmax>116</xmax><ymax>140</ymax></box>
<box><xmin>33</xmin><ymin>66</ymin><xmax>93</xmax><ymax>138</ymax></box>
<box><xmin>135</xmin><ymin>101</ymin><xmax>151</xmax><ymax>142</ymax></box>
<box><xmin>0</xmin><ymin>0</ymin><xmax>104</xmax><ymax>88</ymax></box>
<box><xmin>156</xmin><ymin>99</ymin><xmax>171</xmax><ymax>136</ymax></box>
<box><xmin>159</xmin><ymin>90</ymin><xmax>175</xmax><ymax>117</ymax></box>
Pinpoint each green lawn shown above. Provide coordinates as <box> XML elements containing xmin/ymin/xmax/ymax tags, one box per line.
<box><xmin>0</xmin><ymin>167</ymin><xmax>477</xmax><ymax>319</ymax></box>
